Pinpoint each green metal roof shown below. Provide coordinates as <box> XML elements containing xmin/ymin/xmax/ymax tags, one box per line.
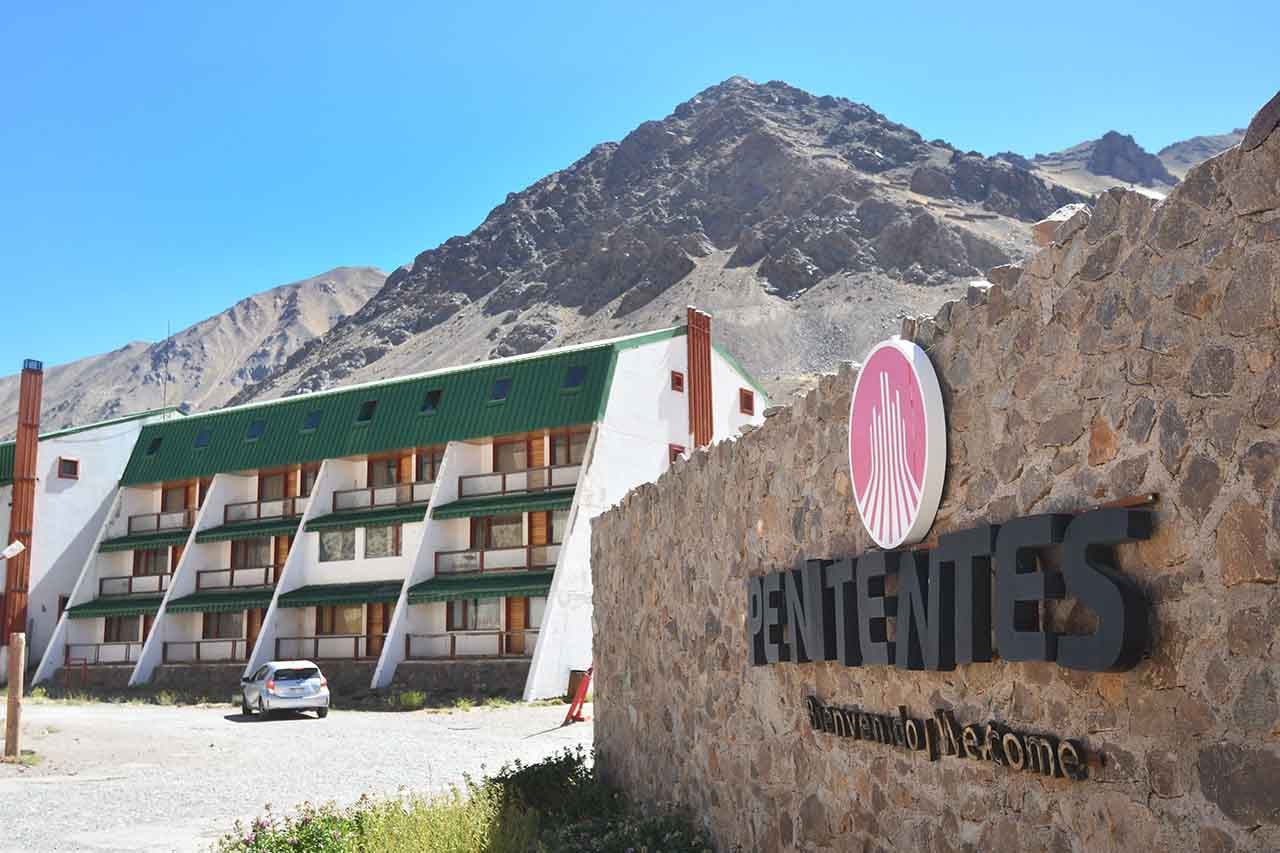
<box><xmin>431</xmin><ymin>489</ymin><xmax>575</xmax><ymax>520</ymax></box>
<box><xmin>305</xmin><ymin>503</ymin><xmax>431</xmax><ymax>532</ymax></box>
<box><xmin>407</xmin><ymin>571</ymin><xmax>554</xmax><ymax>604</ymax></box>
<box><xmin>66</xmin><ymin>595</ymin><xmax>164</xmax><ymax>619</ymax></box>
<box><xmin>165</xmin><ymin>588</ymin><xmax>276</xmax><ymax>614</ymax></box>
<box><xmin>195</xmin><ymin>517</ymin><xmax>304</xmax><ymax>543</ymax></box>
<box><xmin>276</xmin><ymin>581</ymin><xmax>404</xmax><ymax>608</ymax></box>
<box><xmin>99</xmin><ymin>529</ymin><xmax>192</xmax><ymax>553</ymax></box>
<box><xmin>118</xmin><ymin>338</ymin><xmax>635</xmax><ymax>487</ymax></box>
<box><xmin>0</xmin><ymin>407</ymin><xmax>181</xmax><ymax>486</ymax></box>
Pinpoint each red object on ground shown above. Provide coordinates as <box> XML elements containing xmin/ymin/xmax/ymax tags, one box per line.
<box><xmin>562</xmin><ymin>666</ymin><xmax>592</xmax><ymax>726</ymax></box>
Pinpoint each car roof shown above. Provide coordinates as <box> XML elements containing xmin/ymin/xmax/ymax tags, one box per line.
<box><xmin>267</xmin><ymin>660</ymin><xmax>320</xmax><ymax>669</ymax></box>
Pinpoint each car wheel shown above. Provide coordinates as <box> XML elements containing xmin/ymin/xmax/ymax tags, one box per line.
<box><xmin>316</xmin><ymin>707</ymin><xmax>328</xmax><ymax>719</ymax></box>
<box><xmin>257</xmin><ymin>697</ymin><xmax>268</xmax><ymax>718</ymax></box>
<box><xmin>241</xmin><ymin>696</ymin><xmax>252</xmax><ymax>716</ymax></box>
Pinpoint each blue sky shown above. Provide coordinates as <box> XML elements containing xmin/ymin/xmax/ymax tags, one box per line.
<box><xmin>2</xmin><ymin>1</ymin><xmax>1275</xmax><ymax>369</ymax></box>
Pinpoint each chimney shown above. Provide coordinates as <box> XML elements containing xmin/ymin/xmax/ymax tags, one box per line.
<box><xmin>2</xmin><ymin>359</ymin><xmax>41</xmax><ymax>643</ymax></box>
<box><xmin>686</xmin><ymin>307</ymin><xmax>714</xmax><ymax>448</ymax></box>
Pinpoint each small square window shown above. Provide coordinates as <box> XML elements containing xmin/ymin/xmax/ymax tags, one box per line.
<box><xmin>563</xmin><ymin>366</ymin><xmax>587</xmax><ymax>390</ymax></box>
<box><xmin>145</xmin><ymin>437</ymin><xmax>163</xmax><ymax>456</ymax></box>
<box><xmin>193</xmin><ymin>428</ymin><xmax>210</xmax><ymax>449</ymax></box>
<box><xmin>356</xmin><ymin>400</ymin><xmax>378</xmax><ymax>423</ymax></box>
<box><xmin>490</xmin><ymin>378</ymin><xmax>512</xmax><ymax>402</ymax></box>
<box><xmin>668</xmin><ymin>444</ymin><xmax>686</xmax><ymax>464</ymax></box>
<box><xmin>301</xmin><ymin>410</ymin><xmax>322</xmax><ymax>432</ymax></box>
<box><xmin>245</xmin><ymin>420</ymin><xmax>267</xmax><ymax>442</ymax></box>
<box><xmin>671</xmin><ymin>371</ymin><xmax>684</xmax><ymax>393</ymax></box>
<box><xmin>739</xmin><ymin>388</ymin><xmax>755</xmax><ymax>416</ymax></box>
<box><xmin>420</xmin><ymin>389</ymin><xmax>443</xmax><ymax>415</ymax></box>
<box><xmin>57</xmin><ymin>457</ymin><xmax>79</xmax><ymax>479</ymax></box>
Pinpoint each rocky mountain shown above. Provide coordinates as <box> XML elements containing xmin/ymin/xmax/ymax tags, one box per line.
<box><xmin>1158</xmin><ymin>129</ymin><xmax>1245</xmax><ymax>177</ymax></box>
<box><xmin>231</xmin><ymin>77</ymin><xmax>1090</xmax><ymax>404</ymax></box>
<box><xmin>1027</xmin><ymin>131</ymin><xmax>1179</xmax><ymax>198</ymax></box>
<box><xmin>0</xmin><ymin>266</ymin><xmax>384</xmax><ymax>437</ymax></box>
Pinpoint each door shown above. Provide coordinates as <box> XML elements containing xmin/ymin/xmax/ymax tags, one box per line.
<box><xmin>506</xmin><ymin>597</ymin><xmax>527</xmax><ymax>655</ymax></box>
<box><xmin>273</xmin><ymin>535</ymin><xmax>292</xmax><ymax>584</ymax></box>
<box><xmin>366</xmin><ymin>602</ymin><xmax>388</xmax><ymax>658</ymax></box>
<box><xmin>527</xmin><ymin>436</ymin><xmax>546</xmax><ymax>489</ymax></box>
<box><xmin>246</xmin><ymin>608</ymin><xmax>264</xmax><ymax>660</ymax></box>
<box><xmin>528</xmin><ymin>511</ymin><xmax>549</xmax><ymax>568</ymax></box>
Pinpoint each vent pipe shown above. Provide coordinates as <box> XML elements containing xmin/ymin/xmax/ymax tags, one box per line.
<box><xmin>2</xmin><ymin>359</ymin><xmax>42</xmax><ymax>644</ymax></box>
<box><xmin>686</xmin><ymin>308</ymin><xmax>714</xmax><ymax>448</ymax></box>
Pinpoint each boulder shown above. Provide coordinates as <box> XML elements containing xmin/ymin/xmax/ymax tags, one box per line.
<box><xmin>1033</xmin><ymin>203</ymin><xmax>1090</xmax><ymax>247</ymax></box>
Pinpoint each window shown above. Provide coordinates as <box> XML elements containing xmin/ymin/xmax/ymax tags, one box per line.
<box><xmin>300</xmin><ymin>464</ymin><xmax>320</xmax><ymax>498</ymax></box>
<box><xmin>356</xmin><ymin>400</ymin><xmax>378</xmax><ymax>423</ymax></box>
<box><xmin>245</xmin><ymin>420</ymin><xmax>267</xmax><ymax>442</ymax></box>
<box><xmin>259</xmin><ymin>471</ymin><xmax>287</xmax><ymax>502</ymax></box>
<box><xmin>145</xmin><ymin>437</ymin><xmax>163</xmax><ymax>456</ymax></box>
<box><xmin>301</xmin><ymin>410</ymin><xmax>322</xmax><ymax>432</ymax></box>
<box><xmin>490</xmin><ymin>377</ymin><xmax>513</xmax><ymax>402</ymax></box>
<box><xmin>231</xmin><ymin>538</ymin><xmax>271</xmax><ymax>569</ymax></box>
<box><xmin>202</xmin><ymin>611</ymin><xmax>243</xmax><ymax>640</ymax></box>
<box><xmin>161</xmin><ymin>483</ymin><xmax>188</xmax><ymax>512</ymax></box>
<box><xmin>104</xmin><ymin>615</ymin><xmax>141</xmax><ymax>643</ymax></box>
<box><xmin>420</xmin><ymin>389</ymin><xmax>443</xmax><ymax>415</ymax></box>
<box><xmin>472</xmin><ymin>514</ymin><xmax>523</xmax><ymax>549</ymax></box>
<box><xmin>671</xmin><ymin>371</ymin><xmax>684</xmax><ymax>392</ymax></box>
<box><xmin>669</xmin><ymin>444</ymin><xmax>686</xmax><ymax>464</ymax></box>
<box><xmin>316</xmin><ymin>605</ymin><xmax>363</xmax><ymax>635</ymax></box>
<box><xmin>447</xmin><ymin>599</ymin><xmax>502</xmax><ymax>632</ymax></box>
<box><xmin>493</xmin><ymin>440</ymin><xmax>527</xmax><ymax>473</ymax></box>
<box><xmin>194</xmin><ymin>428</ymin><xmax>211</xmax><ymax>450</ymax></box>
<box><xmin>551</xmin><ymin>508</ymin><xmax>570</xmax><ymax>544</ymax></box>
<box><xmin>368</xmin><ymin>456</ymin><xmax>399</xmax><ymax>488</ymax></box>
<box><xmin>739</xmin><ymin>388</ymin><xmax>755</xmax><ymax>416</ymax></box>
<box><xmin>416</xmin><ymin>447</ymin><xmax>445</xmax><ymax>483</ymax></box>
<box><xmin>318</xmin><ymin>529</ymin><xmax>355</xmax><ymax>562</ymax></box>
<box><xmin>365</xmin><ymin>524</ymin><xmax>402</xmax><ymax>558</ymax></box>
<box><xmin>550</xmin><ymin>431</ymin><xmax>588</xmax><ymax>466</ymax></box>
<box><xmin>563</xmin><ymin>365</ymin><xmax>587</xmax><ymax>390</ymax></box>
<box><xmin>133</xmin><ymin>548</ymin><xmax>169</xmax><ymax>576</ymax></box>
<box><xmin>57</xmin><ymin>457</ymin><xmax>79</xmax><ymax>479</ymax></box>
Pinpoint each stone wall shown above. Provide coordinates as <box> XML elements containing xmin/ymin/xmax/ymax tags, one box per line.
<box><xmin>592</xmin><ymin>94</ymin><xmax>1280</xmax><ymax>852</ymax></box>
<box><xmin>392</xmin><ymin>659</ymin><xmax>531</xmax><ymax>700</ymax></box>
<box><xmin>151</xmin><ymin>663</ymin><xmax>246</xmax><ymax>695</ymax></box>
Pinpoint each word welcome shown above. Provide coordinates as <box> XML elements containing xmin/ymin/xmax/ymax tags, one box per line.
<box><xmin>805</xmin><ymin>696</ymin><xmax>1089</xmax><ymax>780</ymax></box>
<box><xmin>748</xmin><ymin>508</ymin><xmax>1151</xmax><ymax>673</ymax></box>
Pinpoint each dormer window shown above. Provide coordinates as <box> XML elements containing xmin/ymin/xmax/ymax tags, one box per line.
<box><xmin>301</xmin><ymin>410</ymin><xmax>322</xmax><ymax>432</ymax></box>
<box><xmin>245</xmin><ymin>420</ymin><xmax>267</xmax><ymax>442</ymax></box>
<box><xmin>420</xmin><ymin>389</ymin><xmax>443</xmax><ymax>415</ymax></box>
<box><xmin>490</xmin><ymin>378</ymin><xmax>512</xmax><ymax>403</ymax></box>
<box><xmin>563</xmin><ymin>366</ymin><xmax>586</xmax><ymax>390</ymax></box>
<box><xmin>145</xmin><ymin>437</ymin><xmax>163</xmax><ymax>456</ymax></box>
<box><xmin>356</xmin><ymin>400</ymin><xmax>378</xmax><ymax>424</ymax></box>
<box><xmin>194</xmin><ymin>428</ymin><xmax>210</xmax><ymax>449</ymax></box>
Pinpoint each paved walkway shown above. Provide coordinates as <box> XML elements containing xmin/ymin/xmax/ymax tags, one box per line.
<box><xmin>0</xmin><ymin>700</ymin><xmax>592</xmax><ymax>852</ymax></box>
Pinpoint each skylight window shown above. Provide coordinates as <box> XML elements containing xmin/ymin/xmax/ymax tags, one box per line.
<box><xmin>145</xmin><ymin>437</ymin><xmax>163</xmax><ymax>456</ymax></box>
<box><xmin>356</xmin><ymin>400</ymin><xmax>378</xmax><ymax>423</ymax></box>
<box><xmin>563</xmin><ymin>366</ymin><xmax>587</xmax><ymax>390</ymax></box>
<box><xmin>193</xmin><ymin>428</ymin><xmax>210</xmax><ymax>449</ymax></box>
<box><xmin>301</xmin><ymin>410</ymin><xmax>322</xmax><ymax>432</ymax></box>
<box><xmin>420</xmin><ymin>389</ymin><xmax>443</xmax><ymax>415</ymax></box>
<box><xmin>245</xmin><ymin>420</ymin><xmax>267</xmax><ymax>442</ymax></box>
<box><xmin>490</xmin><ymin>378</ymin><xmax>513</xmax><ymax>403</ymax></box>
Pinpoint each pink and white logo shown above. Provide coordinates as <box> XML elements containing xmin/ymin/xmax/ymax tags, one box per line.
<box><xmin>848</xmin><ymin>338</ymin><xmax>946</xmax><ymax>549</ymax></box>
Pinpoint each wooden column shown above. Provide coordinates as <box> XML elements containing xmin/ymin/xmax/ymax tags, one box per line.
<box><xmin>2</xmin><ymin>360</ymin><xmax>41</xmax><ymax>643</ymax></box>
<box><xmin>4</xmin><ymin>633</ymin><xmax>24</xmax><ymax>758</ymax></box>
<box><xmin>686</xmin><ymin>308</ymin><xmax>714</xmax><ymax>448</ymax></box>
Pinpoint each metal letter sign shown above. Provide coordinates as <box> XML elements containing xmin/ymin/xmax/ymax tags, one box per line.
<box><xmin>848</xmin><ymin>338</ymin><xmax>946</xmax><ymax>549</ymax></box>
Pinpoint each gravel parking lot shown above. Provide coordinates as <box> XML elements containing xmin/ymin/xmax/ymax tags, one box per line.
<box><xmin>0</xmin><ymin>700</ymin><xmax>592</xmax><ymax>852</ymax></box>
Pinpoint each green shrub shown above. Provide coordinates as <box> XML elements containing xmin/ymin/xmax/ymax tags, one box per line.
<box><xmin>396</xmin><ymin>690</ymin><xmax>427</xmax><ymax>711</ymax></box>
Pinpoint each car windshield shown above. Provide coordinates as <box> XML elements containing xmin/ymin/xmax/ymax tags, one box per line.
<box><xmin>273</xmin><ymin>667</ymin><xmax>319</xmax><ymax>681</ymax></box>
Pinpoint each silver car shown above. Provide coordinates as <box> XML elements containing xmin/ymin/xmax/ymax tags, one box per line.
<box><xmin>241</xmin><ymin>660</ymin><xmax>330</xmax><ymax>718</ymax></box>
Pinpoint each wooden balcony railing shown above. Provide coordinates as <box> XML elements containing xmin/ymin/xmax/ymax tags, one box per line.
<box><xmin>434</xmin><ymin>545</ymin><xmax>560</xmax><ymax>575</ymax></box>
<box><xmin>331</xmin><ymin>481</ymin><xmax>434</xmax><ymax>512</ymax></box>
<box><xmin>456</xmin><ymin>464</ymin><xmax>580</xmax><ymax>499</ymax></box>
<box><xmin>404</xmin><ymin>630</ymin><xmax>539</xmax><ymax>660</ymax></box>
<box><xmin>65</xmin><ymin>641</ymin><xmax>142</xmax><ymax>666</ymax></box>
<box><xmin>195</xmin><ymin>566</ymin><xmax>277</xmax><ymax>591</ymax></box>
<box><xmin>99</xmin><ymin>573</ymin><xmax>171</xmax><ymax>597</ymax></box>
<box><xmin>274</xmin><ymin>634</ymin><xmax>385</xmax><ymax>660</ymax></box>
<box><xmin>223</xmin><ymin>497</ymin><xmax>308</xmax><ymax>525</ymax></box>
<box><xmin>127</xmin><ymin>508</ymin><xmax>195</xmax><ymax>535</ymax></box>
<box><xmin>163</xmin><ymin>638</ymin><xmax>250</xmax><ymax>663</ymax></box>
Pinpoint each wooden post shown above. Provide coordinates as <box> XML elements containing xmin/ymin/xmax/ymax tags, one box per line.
<box><xmin>5</xmin><ymin>632</ymin><xmax>25</xmax><ymax>759</ymax></box>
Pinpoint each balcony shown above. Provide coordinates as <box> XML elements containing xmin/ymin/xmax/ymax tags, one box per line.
<box><xmin>127</xmin><ymin>508</ymin><xmax>195</xmax><ymax>535</ymax></box>
<box><xmin>457</xmin><ymin>465</ymin><xmax>580</xmax><ymax>499</ymax></box>
<box><xmin>274</xmin><ymin>634</ymin><xmax>385</xmax><ymax>660</ymax></box>
<box><xmin>224</xmin><ymin>497</ymin><xmax>308</xmax><ymax>525</ymax></box>
<box><xmin>332</xmin><ymin>481</ymin><xmax>434</xmax><ymax>513</ymax></box>
<box><xmin>162</xmin><ymin>638</ymin><xmax>250</xmax><ymax>663</ymax></box>
<box><xmin>404</xmin><ymin>630</ymin><xmax>539</xmax><ymax>659</ymax></box>
<box><xmin>435</xmin><ymin>545</ymin><xmax>560</xmax><ymax>575</ymax></box>
<box><xmin>195</xmin><ymin>565</ymin><xmax>276</xmax><ymax>591</ymax></box>
<box><xmin>99</xmin><ymin>574</ymin><xmax>171</xmax><ymax>597</ymax></box>
<box><xmin>64</xmin><ymin>641</ymin><xmax>142</xmax><ymax>666</ymax></box>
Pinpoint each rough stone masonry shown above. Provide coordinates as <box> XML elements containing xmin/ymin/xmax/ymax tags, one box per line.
<box><xmin>592</xmin><ymin>89</ymin><xmax>1280</xmax><ymax>853</ymax></box>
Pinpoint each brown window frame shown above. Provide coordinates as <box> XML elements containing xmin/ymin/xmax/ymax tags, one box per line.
<box><xmin>367</xmin><ymin>453</ymin><xmax>402</xmax><ymax>488</ymax></box>
<box><xmin>202</xmin><ymin>611</ymin><xmax>244</xmax><ymax>640</ymax></box>
<box><xmin>364</xmin><ymin>524</ymin><xmax>403</xmax><ymax>559</ymax></box>
<box><xmin>316</xmin><ymin>604</ymin><xmax>363</xmax><ymax>636</ymax></box>
<box><xmin>299</xmin><ymin>463</ymin><xmax>321</xmax><ymax>498</ymax></box>
<box><xmin>739</xmin><ymin>388</ymin><xmax>755</xmax><ymax>416</ymax></box>
<box><xmin>668</xmin><ymin>444</ymin><xmax>686</xmax><ymax>464</ymax></box>
<box><xmin>258</xmin><ymin>469</ymin><xmax>290</xmax><ymax>502</ymax></box>
<box><xmin>132</xmin><ymin>547</ymin><xmax>169</xmax><ymax>577</ymax></box>
<box><xmin>671</xmin><ymin>371</ymin><xmax>685</xmax><ymax>392</ymax></box>
<box><xmin>57</xmin><ymin>457</ymin><xmax>80</xmax><ymax>479</ymax></box>
<box><xmin>549</xmin><ymin>427</ymin><xmax>590</xmax><ymax>467</ymax></box>
<box><xmin>446</xmin><ymin>600</ymin><xmax>469</xmax><ymax>632</ymax></box>
<box><xmin>415</xmin><ymin>445</ymin><xmax>445</xmax><ymax>483</ymax></box>
<box><xmin>492</xmin><ymin>436</ymin><xmax>529</xmax><ymax>473</ymax></box>
<box><xmin>104</xmin><ymin>615</ymin><xmax>141</xmax><ymax>643</ymax></box>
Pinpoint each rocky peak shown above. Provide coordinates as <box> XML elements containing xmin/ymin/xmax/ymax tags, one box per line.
<box><xmin>1086</xmin><ymin>130</ymin><xmax>1177</xmax><ymax>187</ymax></box>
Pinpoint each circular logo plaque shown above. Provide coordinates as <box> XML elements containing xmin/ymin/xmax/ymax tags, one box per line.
<box><xmin>848</xmin><ymin>338</ymin><xmax>946</xmax><ymax>549</ymax></box>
